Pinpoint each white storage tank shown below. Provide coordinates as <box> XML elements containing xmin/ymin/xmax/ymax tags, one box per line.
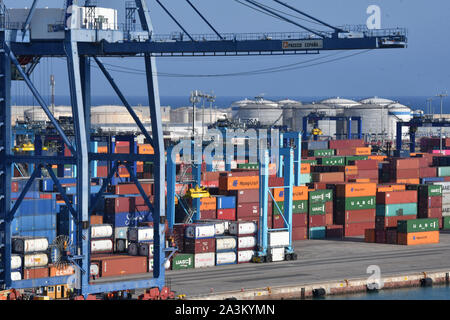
<box><xmin>12</xmin><ymin>237</ymin><xmax>49</xmax><ymax>254</ymax></box>
<box><xmin>216</xmin><ymin>236</ymin><xmax>237</xmax><ymax>251</ymax></box>
<box><xmin>216</xmin><ymin>251</ymin><xmax>237</xmax><ymax>265</ymax></box>
<box><xmin>237</xmin><ymin>250</ymin><xmax>255</xmax><ymax>263</ymax></box>
<box><xmin>24</xmin><ymin>253</ymin><xmax>49</xmax><ymax>268</ymax></box>
<box><xmin>91</xmin><ymin>224</ymin><xmax>113</xmax><ymax>239</ymax></box>
<box><xmin>229</xmin><ymin>221</ymin><xmax>257</xmax><ymax>236</ymax></box>
<box><xmin>388</xmin><ymin>103</ymin><xmax>412</xmax><ymax>140</ymax></box>
<box><xmin>343</xmin><ymin>104</ymin><xmax>390</xmax><ymax>140</ymax></box>
<box><xmin>237</xmin><ymin>236</ymin><xmax>257</xmax><ymax>250</ymax></box>
<box><xmin>185</xmin><ymin>224</ymin><xmax>215</xmax><ymax>239</ymax></box>
<box><xmin>359</xmin><ymin>97</ymin><xmax>395</xmax><ymax>107</ymax></box>
<box><xmin>128</xmin><ymin>227</ymin><xmax>154</xmax><ymax>242</ymax></box>
<box><xmin>231</xmin><ymin>96</ymin><xmax>283</xmax><ymax>126</ymax></box>
<box><xmin>279</xmin><ymin>99</ymin><xmax>302</xmax><ymax>129</ymax></box>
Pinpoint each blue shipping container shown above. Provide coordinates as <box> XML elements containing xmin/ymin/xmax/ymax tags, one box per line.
<box><xmin>309</xmin><ymin>226</ymin><xmax>326</xmax><ymax>239</ymax></box>
<box><xmin>13</xmin><ymin>199</ymin><xmax>57</xmax><ymax>216</ymax></box>
<box><xmin>216</xmin><ymin>196</ymin><xmax>236</xmax><ymax>209</ymax></box>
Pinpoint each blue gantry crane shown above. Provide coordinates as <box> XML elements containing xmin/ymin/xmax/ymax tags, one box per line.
<box><xmin>0</xmin><ymin>0</ymin><xmax>407</xmax><ymax>298</ymax></box>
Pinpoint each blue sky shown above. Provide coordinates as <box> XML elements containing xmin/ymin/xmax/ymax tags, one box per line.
<box><xmin>7</xmin><ymin>0</ymin><xmax>450</xmax><ymax>98</ymax></box>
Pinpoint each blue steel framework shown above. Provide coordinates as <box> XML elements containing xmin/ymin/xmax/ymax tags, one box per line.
<box><xmin>302</xmin><ymin>114</ymin><xmax>363</xmax><ymax>141</ymax></box>
<box><xmin>0</xmin><ymin>1</ymin><xmax>407</xmax><ymax>297</ymax></box>
<box><xmin>395</xmin><ymin>118</ymin><xmax>450</xmax><ymax>155</ymax></box>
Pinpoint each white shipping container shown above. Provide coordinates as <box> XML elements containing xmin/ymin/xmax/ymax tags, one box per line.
<box><xmin>237</xmin><ymin>250</ymin><xmax>255</xmax><ymax>263</ymax></box>
<box><xmin>24</xmin><ymin>253</ymin><xmax>48</xmax><ymax>268</ymax></box>
<box><xmin>11</xmin><ymin>272</ymin><xmax>22</xmax><ymax>281</ymax></box>
<box><xmin>11</xmin><ymin>255</ymin><xmax>22</xmax><ymax>270</ymax></box>
<box><xmin>443</xmin><ymin>205</ymin><xmax>450</xmax><ymax>217</ymax></box>
<box><xmin>91</xmin><ymin>225</ymin><xmax>113</xmax><ymax>239</ymax></box>
<box><xmin>90</xmin><ymin>264</ymin><xmax>99</xmax><ymax>276</ymax></box>
<box><xmin>268</xmin><ymin>231</ymin><xmax>290</xmax><ymax>247</ymax></box>
<box><xmin>231</xmin><ymin>160</ymin><xmax>238</xmax><ymax>169</ymax></box>
<box><xmin>213</xmin><ymin>222</ymin><xmax>225</xmax><ymax>236</ymax></box>
<box><xmin>216</xmin><ymin>251</ymin><xmax>237</xmax><ymax>265</ymax></box>
<box><xmin>194</xmin><ymin>252</ymin><xmax>215</xmax><ymax>268</ymax></box>
<box><xmin>216</xmin><ymin>237</ymin><xmax>237</xmax><ymax>251</ymax></box>
<box><xmin>270</xmin><ymin>248</ymin><xmax>285</xmax><ymax>262</ymax></box>
<box><xmin>185</xmin><ymin>224</ymin><xmax>215</xmax><ymax>239</ymax></box>
<box><xmin>91</xmin><ymin>239</ymin><xmax>113</xmax><ymax>253</ymax></box>
<box><xmin>237</xmin><ymin>236</ymin><xmax>256</xmax><ymax>249</ymax></box>
<box><xmin>442</xmin><ymin>193</ymin><xmax>450</xmax><ymax>205</ymax></box>
<box><xmin>149</xmin><ymin>258</ymin><xmax>171</xmax><ymax>271</ymax></box>
<box><xmin>114</xmin><ymin>227</ymin><xmax>128</xmax><ymax>240</ymax></box>
<box><xmin>128</xmin><ymin>227</ymin><xmax>154</xmax><ymax>241</ymax></box>
<box><xmin>229</xmin><ymin>221</ymin><xmax>257</xmax><ymax>236</ymax></box>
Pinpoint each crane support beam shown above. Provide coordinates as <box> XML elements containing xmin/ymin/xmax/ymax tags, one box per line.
<box><xmin>155</xmin><ymin>0</ymin><xmax>194</xmax><ymax>41</ymax></box>
<box><xmin>22</xmin><ymin>0</ymin><xmax>39</xmax><ymax>37</ymax></box>
<box><xmin>185</xmin><ymin>0</ymin><xmax>224</xmax><ymax>40</ymax></box>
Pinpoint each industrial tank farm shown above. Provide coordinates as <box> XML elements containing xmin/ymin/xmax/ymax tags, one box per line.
<box><xmin>231</xmin><ymin>96</ymin><xmax>283</xmax><ymax>126</ymax></box>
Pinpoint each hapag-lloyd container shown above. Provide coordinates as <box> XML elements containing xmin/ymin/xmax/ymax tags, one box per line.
<box><xmin>229</xmin><ymin>221</ymin><xmax>257</xmax><ymax>236</ymax></box>
<box><xmin>12</xmin><ymin>237</ymin><xmax>49</xmax><ymax>254</ymax></box>
<box><xmin>237</xmin><ymin>236</ymin><xmax>257</xmax><ymax>249</ymax></box>
<box><xmin>397</xmin><ymin>218</ymin><xmax>439</xmax><ymax>233</ymax></box>
<box><xmin>194</xmin><ymin>252</ymin><xmax>215</xmax><ymax>268</ymax></box>
<box><xmin>216</xmin><ymin>236</ymin><xmax>237</xmax><ymax>251</ymax></box>
<box><xmin>128</xmin><ymin>227</ymin><xmax>154</xmax><ymax>241</ymax></box>
<box><xmin>91</xmin><ymin>224</ymin><xmax>113</xmax><ymax>239</ymax></box>
<box><xmin>216</xmin><ymin>251</ymin><xmax>237</xmax><ymax>265</ymax></box>
<box><xmin>397</xmin><ymin>231</ymin><xmax>439</xmax><ymax>245</ymax></box>
<box><xmin>185</xmin><ymin>224</ymin><xmax>215</xmax><ymax>239</ymax></box>
<box><xmin>336</xmin><ymin>183</ymin><xmax>376</xmax><ymax>198</ymax></box>
<box><xmin>268</xmin><ymin>231</ymin><xmax>289</xmax><ymax>247</ymax></box>
<box><xmin>23</xmin><ymin>253</ymin><xmax>48</xmax><ymax>268</ymax></box>
<box><xmin>237</xmin><ymin>250</ymin><xmax>255</xmax><ymax>263</ymax></box>
<box><xmin>91</xmin><ymin>239</ymin><xmax>113</xmax><ymax>253</ymax></box>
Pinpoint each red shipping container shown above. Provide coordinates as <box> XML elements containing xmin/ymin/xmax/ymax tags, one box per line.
<box><xmin>325</xmin><ymin>213</ymin><xmax>333</xmax><ymax>225</ymax></box>
<box><xmin>419</xmin><ymin>167</ymin><xmax>437</xmax><ymax>178</ymax></box>
<box><xmin>217</xmin><ymin>208</ymin><xmax>236</xmax><ymax>220</ymax></box>
<box><xmin>356</xmin><ymin>170</ymin><xmax>379</xmax><ymax>180</ymax></box>
<box><xmin>418</xmin><ymin>207</ymin><xmax>442</xmax><ymax>219</ymax></box>
<box><xmin>292</xmin><ymin>226</ymin><xmax>307</xmax><ymax>241</ymax></box>
<box><xmin>105</xmin><ymin>197</ymin><xmax>132</xmax><ymax>214</ymax></box>
<box><xmin>113</xmin><ymin>183</ymin><xmax>152</xmax><ymax>196</ymax></box>
<box><xmin>92</xmin><ymin>255</ymin><xmax>148</xmax><ymax>277</ymax></box>
<box><xmin>184</xmin><ymin>238</ymin><xmax>215</xmax><ymax>253</ymax></box>
<box><xmin>419</xmin><ymin>195</ymin><xmax>442</xmax><ymax>209</ymax></box>
<box><xmin>292</xmin><ymin>213</ymin><xmax>307</xmax><ymax>227</ymax></box>
<box><xmin>386</xmin><ymin>229</ymin><xmax>397</xmax><ymax>244</ymax></box>
<box><xmin>353</xmin><ymin>160</ymin><xmax>378</xmax><ymax>170</ymax></box>
<box><xmin>326</xmin><ymin>225</ymin><xmax>344</xmax><ymax>239</ymax></box>
<box><xmin>325</xmin><ymin>201</ymin><xmax>333</xmax><ymax>214</ymax></box>
<box><xmin>273</xmin><ymin>214</ymin><xmax>285</xmax><ymax>228</ymax></box>
<box><xmin>392</xmin><ymin>168</ymin><xmax>419</xmax><ymax>179</ymax></box>
<box><xmin>312</xmin><ymin>182</ymin><xmax>328</xmax><ymax>190</ymax></box>
<box><xmin>375</xmin><ymin>230</ymin><xmax>386</xmax><ymax>243</ymax></box>
<box><xmin>11</xmin><ymin>182</ymin><xmax>19</xmax><ymax>193</ymax></box>
<box><xmin>224</xmin><ymin>189</ymin><xmax>260</xmax><ymax>204</ymax></box>
<box><xmin>389</xmin><ymin>158</ymin><xmax>419</xmax><ymax>170</ymax></box>
<box><xmin>40</xmin><ymin>193</ymin><xmax>53</xmax><ymax>199</ymax></box>
<box><xmin>23</xmin><ymin>267</ymin><xmax>49</xmax><ymax>279</ymax></box>
<box><xmin>344</xmin><ymin>221</ymin><xmax>375</xmax><ymax>237</ymax></box>
<box><xmin>376</xmin><ymin>190</ymin><xmax>418</xmax><ymax>205</ymax></box>
<box><xmin>375</xmin><ymin>215</ymin><xmax>416</xmax><ymax>229</ymax></box>
<box><xmin>335</xmin><ymin>148</ymin><xmax>357</xmax><ymax>156</ymax></box>
<box><xmin>97</xmin><ymin>166</ymin><xmax>108</xmax><ymax>177</ymax></box>
<box><xmin>329</xmin><ymin>139</ymin><xmax>365</xmax><ymax>149</ymax></box>
<box><xmin>200</xmin><ymin>210</ymin><xmax>217</xmax><ymax>220</ymax></box>
<box><xmin>309</xmin><ymin>214</ymin><xmax>326</xmax><ymax>227</ymax></box>
<box><xmin>334</xmin><ymin>209</ymin><xmax>376</xmax><ymax>225</ymax></box>
<box><xmin>269</xmin><ymin>177</ymin><xmax>284</xmax><ymax>187</ymax></box>
<box><xmin>236</xmin><ymin>203</ymin><xmax>259</xmax><ymax>218</ymax></box>
<box><xmin>312</xmin><ymin>172</ymin><xmax>345</xmax><ymax>183</ymax></box>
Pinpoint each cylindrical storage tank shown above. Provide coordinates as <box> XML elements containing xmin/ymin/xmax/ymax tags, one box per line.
<box><xmin>279</xmin><ymin>99</ymin><xmax>302</xmax><ymax>129</ymax></box>
<box><xmin>185</xmin><ymin>224</ymin><xmax>215</xmax><ymax>239</ymax></box>
<box><xmin>12</xmin><ymin>237</ymin><xmax>49</xmax><ymax>254</ymax></box>
<box><xmin>24</xmin><ymin>253</ymin><xmax>49</xmax><ymax>268</ymax></box>
<box><xmin>91</xmin><ymin>239</ymin><xmax>113</xmax><ymax>253</ymax></box>
<box><xmin>388</xmin><ymin>103</ymin><xmax>412</xmax><ymax>140</ymax></box>
<box><xmin>343</xmin><ymin>104</ymin><xmax>390</xmax><ymax>140</ymax></box>
<box><xmin>210</xmin><ymin>221</ymin><xmax>225</xmax><ymax>236</ymax></box>
<box><xmin>11</xmin><ymin>272</ymin><xmax>22</xmax><ymax>281</ymax></box>
<box><xmin>149</xmin><ymin>258</ymin><xmax>171</xmax><ymax>270</ymax></box>
<box><xmin>91</xmin><ymin>224</ymin><xmax>113</xmax><ymax>239</ymax></box>
<box><xmin>237</xmin><ymin>236</ymin><xmax>257</xmax><ymax>249</ymax></box>
<box><xmin>11</xmin><ymin>255</ymin><xmax>22</xmax><ymax>270</ymax></box>
<box><xmin>90</xmin><ymin>263</ymin><xmax>100</xmax><ymax>277</ymax></box>
<box><xmin>231</xmin><ymin>96</ymin><xmax>283</xmax><ymax>126</ymax></box>
<box><xmin>293</xmin><ymin>103</ymin><xmax>341</xmax><ymax>138</ymax></box>
<box><xmin>229</xmin><ymin>221</ymin><xmax>257</xmax><ymax>236</ymax></box>
<box><xmin>128</xmin><ymin>227</ymin><xmax>154</xmax><ymax>242</ymax></box>
<box><xmin>216</xmin><ymin>236</ymin><xmax>237</xmax><ymax>251</ymax></box>
<box><xmin>216</xmin><ymin>251</ymin><xmax>237</xmax><ymax>265</ymax></box>
<box><xmin>359</xmin><ymin>97</ymin><xmax>395</xmax><ymax>107</ymax></box>
<box><xmin>237</xmin><ymin>250</ymin><xmax>255</xmax><ymax>263</ymax></box>
<box><xmin>91</xmin><ymin>106</ymin><xmax>144</xmax><ymax>126</ymax></box>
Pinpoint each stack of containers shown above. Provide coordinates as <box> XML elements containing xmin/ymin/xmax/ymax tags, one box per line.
<box><xmin>199</xmin><ymin>196</ymin><xmax>217</xmax><ymax>220</ymax></box>
<box><xmin>229</xmin><ymin>189</ymin><xmax>261</xmax><ymax>223</ymax></box>
<box><xmin>417</xmin><ymin>185</ymin><xmax>443</xmax><ymax>228</ymax></box>
<box><xmin>397</xmin><ymin>218</ymin><xmax>440</xmax><ymax>245</ymax></box>
<box><xmin>417</xmin><ymin>154</ymin><xmax>437</xmax><ymax>179</ymax></box>
<box><xmin>215</xmin><ymin>195</ymin><xmax>236</xmax><ymax>221</ymax></box>
<box><xmin>371</xmin><ymin>189</ymin><xmax>418</xmax><ymax>244</ymax></box>
<box><xmin>349</xmin><ymin>159</ymin><xmax>379</xmax><ymax>183</ymax></box>
<box><xmin>11</xmin><ymin>254</ymin><xmax>23</xmax><ymax>281</ymax></box>
<box><xmin>184</xmin><ymin>224</ymin><xmax>216</xmax><ymax>269</ymax></box>
<box><xmin>12</xmin><ymin>237</ymin><xmax>50</xmax><ymax>279</ymax></box>
<box><xmin>301</xmin><ymin>160</ymin><xmax>317</xmax><ymax>184</ymax></box>
<box><xmin>91</xmin><ymin>224</ymin><xmax>114</xmax><ymax>254</ymax></box>
<box><xmin>215</xmin><ymin>234</ymin><xmax>238</xmax><ymax>266</ymax></box>
<box><xmin>229</xmin><ymin>221</ymin><xmax>257</xmax><ymax>264</ymax></box>
<box><xmin>308</xmin><ymin>189</ymin><xmax>333</xmax><ymax>239</ymax></box>
<box><xmin>382</xmin><ymin>158</ymin><xmax>420</xmax><ymax>184</ymax></box>
<box><xmin>127</xmin><ymin>226</ymin><xmax>156</xmax><ymax>270</ymax></box>
<box><xmin>434</xmin><ymin>156</ymin><xmax>450</xmax><ymax>179</ymax></box>
<box><xmin>171</xmin><ymin>253</ymin><xmax>194</xmax><ymax>270</ymax></box>
<box><xmin>435</xmin><ymin>182</ymin><xmax>450</xmax><ymax>229</ymax></box>
<box><xmin>334</xmin><ymin>183</ymin><xmax>377</xmax><ymax>237</ymax></box>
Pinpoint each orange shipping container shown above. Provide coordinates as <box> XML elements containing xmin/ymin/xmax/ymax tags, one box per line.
<box><xmin>300</xmin><ymin>163</ymin><xmax>311</xmax><ymax>174</ymax></box>
<box><xmin>49</xmin><ymin>265</ymin><xmax>75</xmax><ymax>277</ymax></box>
<box><xmin>396</xmin><ymin>178</ymin><xmax>420</xmax><ymax>184</ymax></box>
<box><xmin>200</xmin><ymin>197</ymin><xmax>217</xmax><ymax>211</ymax></box>
<box><xmin>397</xmin><ymin>231</ymin><xmax>439</xmax><ymax>245</ymax></box>
<box><xmin>344</xmin><ymin>165</ymin><xmax>358</xmax><ymax>176</ymax></box>
<box><xmin>354</xmin><ymin>147</ymin><xmax>371</xmax><ymax>155</ymax></box>
<box><xmin>377</xmin><ymin>184</ymin><xmax>406</xmax><ymax>192</ymax></box>
<box><xmin>368</xmin><ymin>155</ymin><xmax>386</xmax><ymax>161</ymax></box>
<box><xmin>336</xmin><ymin>182</ymin><xmax>377</xmax><ymax>198</ymax></box>
<box><xmin>138</xmin><ymin>144</ymin><xmax>154</xmax><ymax>154</ymax></box>
<box><xmin>97</xmin><ymin>146</ymin><xmax>108</xmax><ymax>153</ymax></box>
<box><xmin>219</xmin><ymin>175</ymin><xmax>259</xmax><ymax>191</ymax></box>
<box><xmin>312</xmin><ymin>172</ymin><xmax>345</xmax><ymax>183</ymax></box>
<box><xmin>273</xmin><ymin>185</ymin><xmax>309</xmax><ymax>202</ymax></box>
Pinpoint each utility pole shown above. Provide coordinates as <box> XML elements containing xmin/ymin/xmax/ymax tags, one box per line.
<box><xmin>436</xmin><ymin>92</ymin><xmax>448</xmax><ymax>153</ymax></box>
<box><xmin>427</xmin><ymin>98</ymin><xmax>432</xmax><ymax>136</ymax></box>
<box><xmin>50</xmin><ymin>74</ymin><xmax>55</xmax><ymax>114</ymax></box>
<box><xmin>190</xmin><ymin>90</ymin><xmax>201</xmax><ymax>138</ymax></box>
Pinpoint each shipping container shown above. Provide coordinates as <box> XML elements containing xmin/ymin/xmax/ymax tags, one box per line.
<box><xmin>343</xmin><ymin>221</ymin><xmax>375</xmax><ymax>237</ymax></box>
<box><xmin>216</xmin><ymin>251</ymin><xmax>237</xmax><ymax>265</ymax></box>
<box><xmin>172</xmin><ymin>253</ymin><xmax>194</xmax><ymax>270</ymax></box>
<box><xmin>375</xmin><ymin>203</ymin><xmax>418</xmax><ymax>217</ymax></box>
<box><xmin>237</xmin><ymin>250</ymin><xmax>255</xmax><ymax>263</ymax></box>
<box><xmin>309</xmin><ymin>226</ymin><xmax>326</xmax><ymax>239</ymax></box>
<box><xmin>92</xmin><ymin>255</ymin><xmax>148</xmax><ymax>277</ymax></box>
<box><xmin>216</xmin><ymin>236</ymin><xmax>237</xmax><ymax>251</ymax></box>
<box><xmin>194</xmin><ymin>252</ymin><xmax>215</xmax><ymax>268</ymax></box>
<box><xmin>336</xmin><ymin>196</ymin><xmax>376</xmax><ymax>211</ymax></box>
<box><xmin>335</xmin><ymin>183</ymin><xmax>377</xmax><ymax>198</ymax></box>
<box><xmin>397</xmin><ymin>231</ymin><xmax>439</xmax><ymax>245</ymax></box>
<box><xmin>184</xmin><ymin>238</ymin><xmax>215</xmax><ymax>254</ymax></box>
<box><xmin>376</xmin><ymin>190</ymin><xmax>417</xmax><ymax>205</ymax></box>
<box><xmin>185</xmin><ymin>224</ymin><xmax>215</xmax><ymax>239</ymax></box>
<box><xmin>397</xmin><ymin>218</ymin><xmax>439</xmax><ymax>233</ymax></box>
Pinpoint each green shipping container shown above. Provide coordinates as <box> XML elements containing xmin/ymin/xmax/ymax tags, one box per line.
<box><xmin>443</xmin><ymin>216</ymin><xmax>450</xmax><ymax>230</ymax></box>
<box><xmin>302</xmin><ymin>159</ymin><xmax>318</xmax><ymax>165</ymax></box>
<box><xmin>438</xmin><ymin>166</ymin><xmax>450</xmax><ymax>177</ymax></box>
<box><xmin>238</xmin><ymin>163</ymin><xmax>259</xmax><ymax>169</ymax></box>
<box><xmin>308</xmin><ymin>149</ymin><xmax>335</xmax><ymax>157</ymax></box>
<box><xmin>408</xmin><ymin>184</ymin><xmax>442</xmax><ymax>197</ymax></box>
<box><xmin>397</xmin><ymin>218</ymin><xmax>439</xmax><ymax>233</ymax></box>
<box><xmin>318</xmin><ymin>156</ymin><xmax>345</xmax><ymax>166</ymax></box>
<box><xmin>309</xmin><ymin>202</ymin><xmax>326</xmax><ymax>215</ymax></box>
<box><xmin>274</xmin><ymin>200</ymin><xmax>307</xmax><ymax>215</ymax></box>
<box><xmin>336</xmin><ymin>196</ymin><xmax>376</xmax><ymax>211</ymax></box>
<box><xmin>309</xmin><ymin>190</ymin><xmax>333</xmax><ymax>204</ymax></box>
<box><xmin>375</xmin><ymin>203</ymin><xmax>417</xmax><ymax>217</ymax></box>
<box><xmin>345</xmin><ymin>156</ymin><xmax>368</xmax><ymax>165</ymax></box>
<box><xmin>172</xmin><ymin>253</ymin><xmax>194</xmax><ymax>270</ymax></box>
<box><xmin>299</xmin><ymin>173</ymin><xmax>312</xmax><ymax>184</ymax></box>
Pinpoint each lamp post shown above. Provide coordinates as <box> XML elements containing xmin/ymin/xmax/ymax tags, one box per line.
<box><xmin>436</xmin><ymin>92</ymin><xmax>448</xmax><ymax>153</ymax></box>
